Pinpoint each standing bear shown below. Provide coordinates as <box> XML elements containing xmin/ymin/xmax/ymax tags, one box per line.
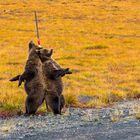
<box><xmin>10</xmin><ymin>41</ymin><xmax>72</xmax><ymax>115</ymax></box>
<box><xmin>36</xmin><ymin>48</ymin><xmax>72</xmax><ymax>114</ymax></box>
<box><xmin>10</xmin><ymin>41</ymin><xmax>46</xmax><ymax>115</ymax></box>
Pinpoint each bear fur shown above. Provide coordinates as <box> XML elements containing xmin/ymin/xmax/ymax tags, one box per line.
<box><xmin>10</xmin><ymin>42</ymin><xmax>71</xmax><ymax>115</ymax></box>
<box><xmin>10</xmin><ymin>41</ymin><xmax>47</xmax><ymax>115</ymax></box>
<box><xmin>36</xmin><ymin>48</ymin><xmax>72</xmax><ymax>114</ymax></box>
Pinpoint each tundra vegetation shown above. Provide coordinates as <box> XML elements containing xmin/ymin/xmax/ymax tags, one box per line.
<box><xmin>0</xmin><ymin>0</ymin><xmax>139</xmax><ymax>113</ymax></box>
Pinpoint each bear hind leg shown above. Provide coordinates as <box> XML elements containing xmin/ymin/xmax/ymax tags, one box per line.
<box><xmin>25</xmin><ymin>96</ymin><xmax>41</xmax><ymax>115</ymax></box>
<box><xmin>46</xmin><ymin>95</ymin><xmax>61</xmax><ymax>115</ymax></box>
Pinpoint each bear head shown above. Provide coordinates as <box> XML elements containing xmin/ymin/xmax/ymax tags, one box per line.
<box><xmin>36</xmin><ymin>48</ymin><xmax>53</xmax><ymax>62</ymax></box>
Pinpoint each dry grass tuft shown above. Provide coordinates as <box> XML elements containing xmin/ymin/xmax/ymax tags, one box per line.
<box><xmin>64</xmin><ymin>92</ymin><xmax>78</xmax><ymax>106</ymax></box>
<box><xmin>136</xmin><ymin>113</ymin><xmax>140</xmax><ymax>120</ymax></box>
<box><xmin>85</xmin><ymin>44</ymin><xmax>108</xmax><ymax>50</ymax></box>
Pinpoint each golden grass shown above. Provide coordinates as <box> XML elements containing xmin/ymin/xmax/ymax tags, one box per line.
<box><xmin>136</xmin><ymin>113</ymin><xmax>140</xmax><ymax>120</ymax></box>
<box><xmin>0</xmin><ymin>0</ymin><xmax>140</xmax><ymax>112</ymax></box>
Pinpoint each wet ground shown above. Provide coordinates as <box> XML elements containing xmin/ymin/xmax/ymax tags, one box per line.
<box><xmin>0</xmin><ymin>100</ymin><xmax>140</xmax><ymax>140</ymax></box>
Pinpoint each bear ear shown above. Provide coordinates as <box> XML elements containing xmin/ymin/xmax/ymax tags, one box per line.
<box><xmin>29</xmin><ymin>41</ymin><xmax>35</xmax><ymax>50</ymax></box>
<box><xmin>48</xmin><ymin>49</ymin><xmax>53</xmax><ymax>57</ymax></box>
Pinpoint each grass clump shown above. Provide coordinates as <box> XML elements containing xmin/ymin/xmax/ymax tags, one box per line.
<box><xmin>85</xmin><ymin>44</ymin><xmax>108</xmax><ymax>50</ymax></box>
<box><xmin>126</xmin><ymin>89</ymin><xmax>140</xmax><ymax>99</ymax></box>
<box><xmin>64</xmin><ymin>92</ymin><xmax>78</xmax><ymax>107</ymax></box>
<box><xmin>136</xmin><ymin>113</ymin><xmax>140</xmax><ymax>120</ymax></box>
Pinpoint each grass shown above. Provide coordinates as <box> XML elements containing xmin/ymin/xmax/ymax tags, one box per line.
<box><xmin>136</xmin><ymin>113</ymin><xmax>140</xmax><ymax>120</ymax></box>
<box><xmin>0</xmin><ymin>0</ymin><xmax>140</xmax><ymax>113</ymax></box>
<box><xmin>85</xmin><ymin>44</ymin><xmax>108</xmax><ymax>50</ymax></box>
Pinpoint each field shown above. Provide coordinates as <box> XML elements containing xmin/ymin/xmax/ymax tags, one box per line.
<box><xmin>0</xmin><ymin>0</ymin><xmax>140</xmax><ymax>113</ymax></box>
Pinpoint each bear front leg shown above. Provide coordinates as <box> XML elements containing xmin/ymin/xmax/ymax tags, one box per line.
<box><xmin>51</xmin><ymin>69</ymin><xmax>65</xmax><ymax>79</ymax></box>
<box><xmin>50</xmin><ymin>68</ymin><xmax>72</xmax><ymax>79</ymax></box>
<box><xmin>18</xmin><ymin>75</ymin><xmax>25</xmax><ymax>87</ymax></box>
<box><xmin>60</xmin><ymin>68</ymin><xmax>72</xmax><ymax>77</ymax></box>
<box><xmin>9</xmin><ymin>75</ymin><xmax>21</xmax><ymax>82</ymax></box>
<box><xmin>18</xmin><ymin>71</ymin><xmax>35</xmax><ymax>87</ymax></box>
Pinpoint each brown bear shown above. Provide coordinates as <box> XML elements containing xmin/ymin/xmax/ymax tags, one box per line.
<box><xmin>10</xmin><ymin>41</ymin><xmax>47</xmax><ymax>115</ymax></box>
<box><xmin>10</xmin><ymin>42</ymin><xmax>71</xmax><ymax>115</ymax></box>
<box><xmin>36</xmin><ymin>48</ymin><xmax>72</xmax><ymax>114</ymax></box>
<box><xmin>36</xmin><ymin>48</ymin><xmax>71</xmax><ymax>80</ymax></box>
